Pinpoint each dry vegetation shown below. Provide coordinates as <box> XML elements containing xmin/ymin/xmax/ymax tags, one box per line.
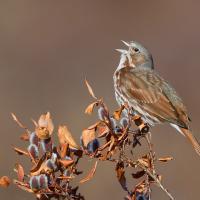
<box><xmin>0</xmin><ymin>80</ymin><xmax>175</xmax><ymax>200</ymax></box>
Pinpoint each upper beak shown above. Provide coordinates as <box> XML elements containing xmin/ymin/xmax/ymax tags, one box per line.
<box><xmin>121</xmin><ymin>40</ymin><xmax>130</xmax><ymax>47</ymax></box>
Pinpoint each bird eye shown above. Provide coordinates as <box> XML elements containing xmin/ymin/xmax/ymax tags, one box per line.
<box><xmin>134</xmin><ymin>48</ymin><xmax>139</xmax><ymax>52</ymax></box>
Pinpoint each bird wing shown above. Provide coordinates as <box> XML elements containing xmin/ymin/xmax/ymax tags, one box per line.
<box><xmin>118</xmin><ymin>67</ymin><xmax>189</xmax><ymax>128</ymax></box>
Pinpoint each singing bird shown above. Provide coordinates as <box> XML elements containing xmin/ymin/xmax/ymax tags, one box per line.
<box><xmin>114</xmin><ymin>41</ymin><xmax>200</xmax><ymax>156</ymax></box>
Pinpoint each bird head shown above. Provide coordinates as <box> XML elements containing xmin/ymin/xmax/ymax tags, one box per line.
<box><xmin>116</xmin><ymin>41</ymin><xmax>154</xmax><ymax>70</ymax></box>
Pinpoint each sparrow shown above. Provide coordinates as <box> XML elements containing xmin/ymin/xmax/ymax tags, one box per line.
<box><xmin>113</xmin><ymin>40</ymin><xmax>200</xmax><ymax>156</ymax></box>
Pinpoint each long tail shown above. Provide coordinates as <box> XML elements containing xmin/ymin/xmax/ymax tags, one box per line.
<box><xmin>180</xmin><ymin>128</ymin><xmax>200</xmax><ymax>156</ymax></box>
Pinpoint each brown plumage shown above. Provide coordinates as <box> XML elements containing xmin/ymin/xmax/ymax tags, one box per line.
<box><xmin>114</xmin><ymin>41</ymin><xmax>200</xmax><ymax>156</ymax></box>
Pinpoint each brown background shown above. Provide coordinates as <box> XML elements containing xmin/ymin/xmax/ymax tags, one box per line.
<box><xmin>0</xmin><ymin>1</ymin><xmax>200</xmax><ymax>199</ymax></box>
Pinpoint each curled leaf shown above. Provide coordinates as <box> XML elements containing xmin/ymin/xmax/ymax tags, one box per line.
<box><xmin>158</xmin><ymin>157</ymin><xmax>173</xmax><ymax>162</ymax></box>
<box><xmin>81</xmin><ymin>128</ymin><xmax>96</xmax><ymax>148</ymax></box>
<box><xmin>85</xmin><ymin>102</ymin><xmax>98</xmax><ymax>115</ymax></box>
<box><xmin>132</xmin><ymin>170</ymin><xmax>145</xmax><ymax>179</ymax></box>
<box><xmin>80</xmin><ymin>161</ymin><xmax>98</xmax><ymax>184</ymax></box>
<box><xmin>20</xmin><ymin>132</ymin><xmax>29</xmax><ymax>141</ymax></box>
<box><xmin>0</xmin><ymin>176</ymin><xmax>11</xmax><ymax>188</ymax></box>
<box><xmin>15</xmin><ymin>163</ymin><xmax>24</xmax><ymax>182</ymax></box>
<box><xmin>59</xmin><ymin>159</ymin><xmax>74</xmax><ymax>168</ymax></box>
<box><xmin>13</xmin><ymin>180</ymin><xmax>33</xmax><ymax>193</ymax></box>
<box><xmin>30</xmin><ymin>154</ymin><xmax>46</xmax><ymax>175</ymax></box>
<box><xmin>96</xmin><ymin>123</ymin><xmax>109</xmax><ymax>138</ymax></box>
<box><xmin>85</xmin><ymin>79</ymin><xmax>97</xmax><ymax>99</ymax></box>
<box><xmin>13</xmin><ymin>147</ymin><xmax>29</xmax><ymax>156</ymax></box>
<box><xmin>113</xmin><ymin>105</ymin><xmax>125</xmax><ymax>120</ymax></box>
<box><xmin>11</xmin><ymin>113</ymin><xmax>30</xmax><ymax>133</ymax></box>
<box><xmin>58</xmin><ymin>125</ymin><xmax>79</xmax><ymax>149</ymax></box>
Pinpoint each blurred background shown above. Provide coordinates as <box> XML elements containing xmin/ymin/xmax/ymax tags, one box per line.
<box><xmin>0</xmin><ymin>0</ymin><xmax>200</xmax><ymax>199</ymax></box>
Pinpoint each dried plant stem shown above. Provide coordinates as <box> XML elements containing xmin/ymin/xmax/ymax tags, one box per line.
<box><xmin>138</xmin><ymin>162</ymin><xmax>175</xmax><ymax>200</ymax></box>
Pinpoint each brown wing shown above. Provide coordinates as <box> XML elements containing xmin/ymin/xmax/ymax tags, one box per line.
<box><xmin>118</xmin><ymin>67</ymin><xmax>189</xmax><ymax>128</ymax></box>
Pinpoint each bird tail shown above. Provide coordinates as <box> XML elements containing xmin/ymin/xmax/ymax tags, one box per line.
<box><xmin>180</xmin><ymin>128</ymin><xmax>200</xmax><ymax>156</ymax></box>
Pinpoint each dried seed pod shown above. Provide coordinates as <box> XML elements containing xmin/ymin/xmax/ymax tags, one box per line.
<box><xmin>40</xmin><ymin>138</ymin><xmax>52</xmax><ymax>153</ymax></box>
<box><xmin>29</xmin><ymin>132</ymin><xmax>39</xmax><ymax>146</ymax></box>
<box><xmin>27</xmin><ymin>144</ymin><xmax>39</xmax><ymax>159</ymax></box>
<box><xmin>51</xmin><ymin>153</ymin><xmax>57</xmax><ymax>163</ymax></box>
<box><xmin>63</xmin><ymin>169</ymin><xmax>70</xmax><ymax>177</ymax></box>
<box><xmin>29</xmin><ymin>176</ymin><xmax>40</xmax><ymax>192</ymax></box>
<box><xmin>45</xmin><ymin>159</ymin><xmax>57</xmax><ymax>171</ymax></box>
<box><xmin>97</xmin><ymin>107</ymin><xmax>107</xmax><ymax>121</ymax></box>
<box><xmin>136</xmin><ymin>194</ymin><xmax>148</xmax><ymax>200</ymax></box>
<box><xmin>114</xmin><ymin>126</ymin><xmax>122</xmax><ymax>135</ymax></box>
<box><xmin>38</xmin><ymin>174</ymin><xmax>48</xmax><ymax>189</ymax></box>
<box><xmin>120</xmin><ymin>117</ymin><xmax>129</xmax><ymax>128</ymax></box>
<box><xmin>87</xmin><ymin>138</ymin><xmax>100</xmax><ymax>153</ymax></box>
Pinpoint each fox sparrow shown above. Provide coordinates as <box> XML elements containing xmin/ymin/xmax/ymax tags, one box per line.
<box><xmin>113</xmin><ymin>40</ymin><xmax>200</xmax><ymax>156</ymax></box>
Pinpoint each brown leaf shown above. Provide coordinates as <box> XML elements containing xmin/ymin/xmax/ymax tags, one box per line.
<box><xmin>96</xmin><ymin>123</ymin><xmax>109</xmax><ymax>138</ymax></box>
<box><xmin>20</xmin><ymin>132</ymin><xmax>29</xmax><ymax>141</ymax></box>
<box><xmin>113</xmin><ymin>105</ymin><xmax>125</xmax><ymax>120</ymax></box>
<box><xmin>15</xmin><ymin>163</ymin><xmax>24</xmax><ymax>182</ymax></box>
<box><xmin>59</xmin><ymin>159</ymin><xmax>74</xmax><ymax>168</ymax></box>
<box><xmin>11</xmin><ymin>113</ymin><xmax>30</xmax><ymax>133</ymax></box>
<box><xmin>57</xmin><ymin>176</ymin><xmax>74</xmax><ymax>180</ymax></box>
<box><xmin>80</xmin><ymin>161</ymin><xmax>98</xmax><ymax>184</ymax></box>
<box><xmin>81</xmin><ymin>128</ymin><xmax>96</xmax><ymax>148</ymax></box>
<box><xmin>30</xmin><ymin>154</ymin><xmax>46</xmax><ymax>174</ymax></box>
<box><xmin>13</xmin><ymin>147</ymin><xmax>29</xmax><ymax>156</ymax></box>
<box><xmin>115</xmin><ymin>162</ymin><xmax>127</xmax><ymax>191</ymax></box>
<box><xmin>132</xmin><ymin>170</ymin><xmax>145</xmax><ymax>179</ymax></box>
<box><xmin>158</xmin><ymin>157</ymin><xmax>173</xmax><ymax>162</ymax></box>
<box><xmin>60</xmin><ymin>143</ymin><xmax>69</xmax><ymax>159</ymax></box>
<box><xmin>138</xmin><ymin>158</ymin><xmax>150</xmax><ymax>168</ymax></box>
<box><xmin>87</xmin><ymin>122</ymin><xmax>100</xmax><ymax>130</ymax></box>
<box><xmin>85</xmin><ymin>79</ymin><xmax>97</xmax><ymax>99</ymax></box>
<box><xmin>85</xmin><ymin>102</ymin><xmax>98</xmax><ymax>115</ymax></box>
<box><xmin>58</xmin><ymin>125</ymin><xmax>79</xmax><ymax>149</ymax></box>
<box><xmin>13</xmin><ymin>180</ymin><xmax>33</xmax><ymax>193</ymax></box>
<box><xmin>0</xmin><ymin>176</ymin><xmax>11</xmax><ymax>188</ymax></box>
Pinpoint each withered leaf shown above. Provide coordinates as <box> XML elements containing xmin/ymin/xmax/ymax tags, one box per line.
<box><xmin>85</xmin><ymin>79</ymin><xmax>97</xmax><ymax>99</ymax></box>
<box><xmin>20</xmin><ymin>132</ymin><xmax>29</xmax><ymax>141</ymax></box>
<box><xmin>13</xmin><ymin>180</ymin><xmax>33</xmax><ymax>193</ymax></box>
<box><xmin>158</xmin><ymin>157</ymin><xmax>173</xmax><ymax>162</ymax></box>
<box><xmin>59</xmin><ymin>159</ymin><xmax>74</xmax><ymax>168</ymax></box>
<box><xmin>57</xmin><ymin>176</ymin><xmax>74</xmax><ymax>180</ymax></box>
<box><xmin>138</xmin><ymin>158</ymin><xmax>150</xmax><ymax>168</ymax></box>
<box><xmin>80</xmin><ymin>161</ymin><xmax>98</xmax><ymax>184</ymax></box>
<box><xmin>30</xmin><ymin>154</ymin><xmax>46</xmax><ymax>174</ymax></box>
<box><xmin>60</xmin><ymin>143</ymin><xmax>69</xmax><ymax>159</ymax></box>
<box><xmin>115</xmin><ymin>162</ymin><xmax>127</xmax><ymax>191</ymax></box>
<box><xmin>113</xmin><ymin>105</ymin><xmax>124</xmax><ymax>120</ymax></box>
<box><xmin>11</xmin><ymin>113</ymin><xmax>29</xmax><ymax>133</ymax></box>
<box><xmin>13</xmin><ymin>147</ymin><xmax>29</xmax><ymax>156</ymax></box>
<box><xmin>96</xmin><ymin>123</ymin><xmax>109</xmax><ymax>138</ymax></box>
<box><xmin>81</xmin><ymin>128</ymin><xmax>96</xmax><ymax>148</ymax></box>
<box><xmin>0</xmin><ymin>176</ymin><xmax>11</xmax><ymax>188</ymax></box>
<box><xmin>15</xmin><ymin>163</ymin><xmax>24</xmax><ymax>182</ymax></box>
<box><xmin>132</xmin><ymin>170</ymin><xmax>145</xmax><ymax>179</ymax></box>
<box><xmin>58</xmin><ymin>125</ymin><xmax>79</xmax><ymax>149</ymax></box>
<box><xmin>87</xmin><ymin>122</ymin><xmax>100</xmax><ymax>130</ymax></box>
<box><xmin>85</xmin><ymin>102</ymin><xmax>98</xmax><ymax>115</ymax></box>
